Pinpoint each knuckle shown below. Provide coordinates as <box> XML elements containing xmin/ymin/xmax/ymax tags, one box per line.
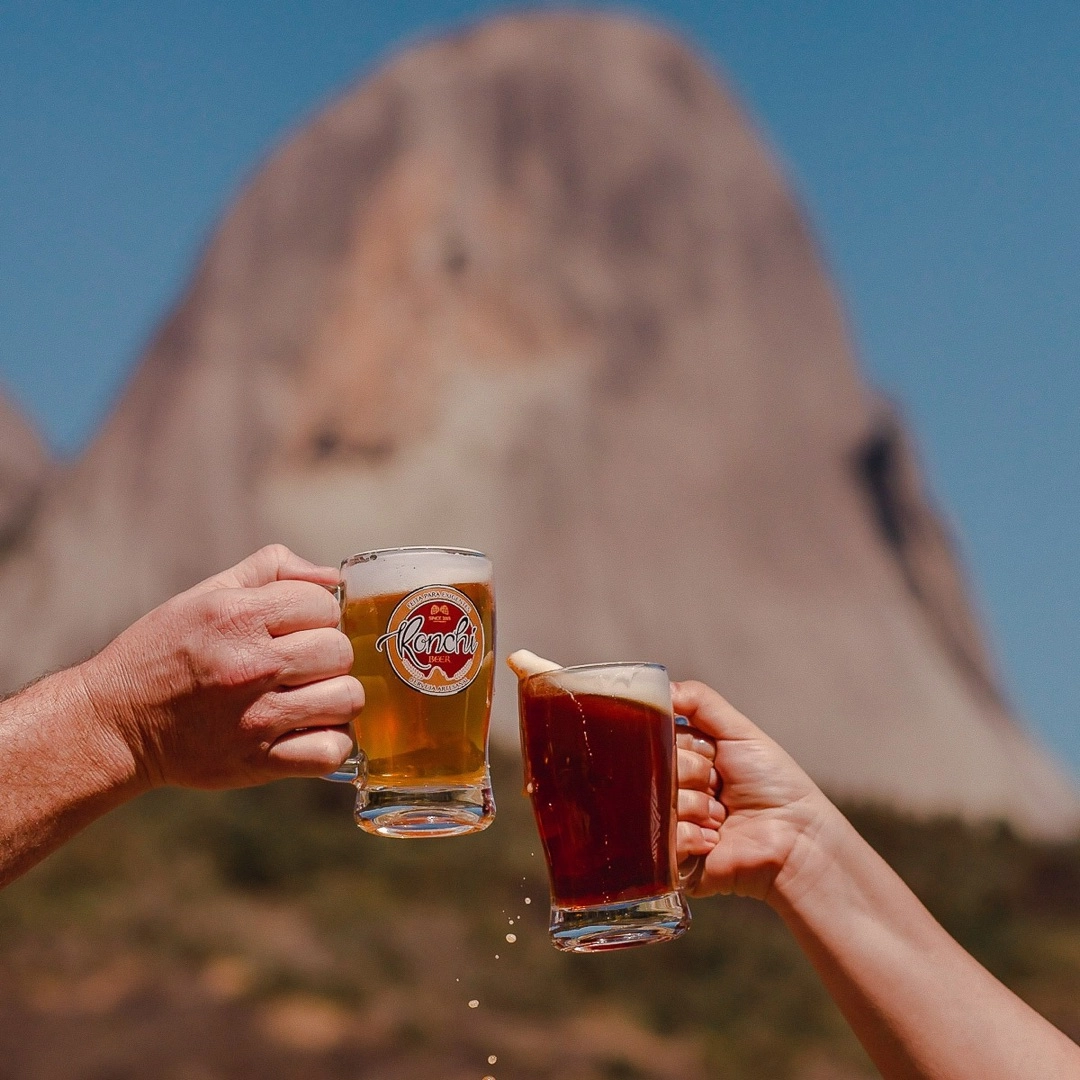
<box><xmin>174</xmin><ymin>630</ymin><xmax>262</xmax><ymax>695</ymax></box>
<box><xmin>252</xmin><ymin>692</ymin><xmax>289</xmax><ymax>728</ymax></box>
<box><xmin>246</xmin><ymin>717</ymin><xmax>289</xmax><ymax>758</ymax></box>
<box><xmin>260</xmin><ymin>543</ymin><xmax>293</xmax><ymax>565</ymax></box>
<box><xmin>220</xmin><ymin>641</ymin><xmax>277</xmax><ymax>688</ymax></box>
<box><xmin>207</xmin><ymin>591</ymin><xmax>258</xmax><ymax>638</ymax></box>
<box><xmin>263</xmin><ymin>585</ymin><xmax>301</xmax><ymax>628</ymax></box>
<box><xmin>276</xmin><ymin>581</ymin><xmax>338</xmax><ymax>629</ymax></box>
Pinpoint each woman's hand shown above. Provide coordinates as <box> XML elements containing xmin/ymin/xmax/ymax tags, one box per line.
<box><xmin>674</xmin><ymin>680</ymin><xmax>838</xmax><ymax>902</ymax></box>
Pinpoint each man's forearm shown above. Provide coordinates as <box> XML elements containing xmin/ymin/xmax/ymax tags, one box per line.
<box><xmin>769</xmin><ymin>806</ymin><xmax>1080</xmax><ymax>1080</ymax></box>
<box><xmin>0</xmin><ymin>661</ymin><xmax>147</xmax><ymax>887</ymax></box>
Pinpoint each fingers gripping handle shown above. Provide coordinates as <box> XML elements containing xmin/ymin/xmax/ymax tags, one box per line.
<box><xmin>322</xmin><ymin>578</ymin><xmax>367</xmax><ymax>786</ymax></box>
<box><xmin>675</xmin><ymin>713</ymin><xmax>707</xmax><ymax>891</ymax></box>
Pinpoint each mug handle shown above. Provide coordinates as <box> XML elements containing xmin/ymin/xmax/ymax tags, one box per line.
<box><xmin>322</xmin><ymin>751</ymin><xmax>367</xmax><ymax>786</ymax></box>
<box><xmin>675</xmin><ymin>713</ymin><xmax>708</xmax><ymax>891</ymax></box>
<box><xmin>321</xmin><ymin>578</ymin><xmax>367</xmax><ymax>786</ymax></box>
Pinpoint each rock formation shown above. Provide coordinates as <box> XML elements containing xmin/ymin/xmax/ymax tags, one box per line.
<box><xmin>0</xmin><ymin>391</ymin><xmax>49</xmax><ymax>557</ymax></box>
<box><xmin>0</xmin><ymin>13</ymin><xmax>1074</xmax><ymax>833</ymax></box>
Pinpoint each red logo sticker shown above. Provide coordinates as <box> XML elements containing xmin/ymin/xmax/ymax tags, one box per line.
<box><xmin>375</xmin><ymin>585</ymin><xmax>485</xmax><ymax>695</ymax></box>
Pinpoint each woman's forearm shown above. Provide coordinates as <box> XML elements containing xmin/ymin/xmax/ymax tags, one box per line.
<box><xmin>769</xmin><ymin>803</ymin><xmax>1080</xmax><ymax>1080</ymax></box>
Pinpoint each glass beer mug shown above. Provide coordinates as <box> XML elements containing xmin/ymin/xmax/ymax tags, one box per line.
<box><xmin>518</xmin><ymin>662</ymin><xmax>692</xmax><ymax>951</ymax></box>
<box><xmin>325</xmin><ymin>547</ymin><xmax>496</xmax><ymax>838</ymax></box>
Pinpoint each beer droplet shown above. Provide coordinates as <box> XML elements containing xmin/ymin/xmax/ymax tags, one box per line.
<box><xmin>524</xmin><ymin>897</ymin><xmax>532</xmax><ymax>904</ymax></box>
<box><xmin>483</xmin><ymin>1075</ymin><xmax>495</xmax><ymax>1080</ymax></box>
<box><xmin>505</xmin><ymin>933</ymin><xmax>517</xmax><ymax>943</ymax></box>
<box><xmin>508</xmin><ymin>918</ymin><xmax>514</xmax><ymax>925</ymax></box>
<box><xmin>468</xmin><ymin>999</ymin><xmax>480</xmax><ymax>1009</ymax></box>
<box><xmin>488</xmin><ymin>1055</ymin><xmax>498</xmax><ymax>1064</ymax></box>
<box><xmin>494</xmin><ymin>954</ymin><xmax>500</xmax><ymax>959</ymax></box>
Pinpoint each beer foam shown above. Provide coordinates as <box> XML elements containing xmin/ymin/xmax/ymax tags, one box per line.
<box><xmin>506</xmin><ymin>649</ymin><xmax>561</xmax><ymax>679</ymax></box>
<box><xmin>341</xmin><ymin>548</ymin><xmax>491</xmax><ymax>597</ymax></box>
<box><xmin>527</xmin><ymin>663</ymin><xmax>672</xmax><ymax>713</ymax></box>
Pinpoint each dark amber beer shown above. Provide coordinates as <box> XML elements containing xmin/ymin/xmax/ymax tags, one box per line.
<box><xmin>521</xmin><ymin>689</ymin><xmax>676</xmax><ymax>907</ymax></box>
<box><xmin>329</xmin><ymin>548</ymin><xmax>495</xmax><ymax>838</ymax></box>
<box><xmin>518</xmin><ymin>663</ymin><xmax>690</xmax><ymax>951</ymax></box>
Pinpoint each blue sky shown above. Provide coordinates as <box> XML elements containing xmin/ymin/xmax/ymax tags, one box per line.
<box><xmin>1</xmin><ymin>1</ymin><xmax>1078</xmax><ymax>770</ymax></box>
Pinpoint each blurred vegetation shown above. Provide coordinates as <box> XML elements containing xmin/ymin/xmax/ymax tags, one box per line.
<box><xmin>2</xmin><ymin>750</ymin><xmax>1080</xmax><ymax>1079</ymax></box>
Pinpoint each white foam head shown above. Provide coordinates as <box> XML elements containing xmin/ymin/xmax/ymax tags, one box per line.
<box><xmin>506</xmin><ymin>649</ymin><xmax>561</xmax><ymax>678</ymax></box>
<box><xmin>341</xmin><ymin>547</ymin><xmax>491</xmax><ymax>598</ymax></box>
<box><xmin>525</xmin><ymin>662</ymin><xmax>672</xmax><ymax>713</ymax></box>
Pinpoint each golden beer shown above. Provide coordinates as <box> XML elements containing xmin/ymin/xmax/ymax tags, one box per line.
<box><xmin>338</xmin><ymin>548</ymin><xmax>495</xmax><ymax>837</ymax></box>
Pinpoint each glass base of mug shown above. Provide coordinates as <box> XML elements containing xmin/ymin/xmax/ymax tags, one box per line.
<box><xmin>354</xmin><ymin>780</ymin><xmax>495</xmax><ymax>838</ymax></box>
<box><xmin>549</xmin><ymin>888</ymin><xmax>691</xmax><ymax>952</ymax></box>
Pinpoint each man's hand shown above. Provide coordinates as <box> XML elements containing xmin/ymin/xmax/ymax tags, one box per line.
<box><xmin>78</xmin><ymin>544</ymin><xmax>363</xmax><ymax>790</ymax></box>
<box><xmin>0</xmin><ymin>546</ymin><xmax>364</xmax><ymax>886</ymax></box>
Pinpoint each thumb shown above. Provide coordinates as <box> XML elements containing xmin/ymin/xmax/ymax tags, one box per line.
<box><xmin>191</xmin><ymin>545</ymin><xmax>340</xmax><ymax>593</ymax></box>
<box><xmin>671</xmin><ymin>681</ymin><xmax>764</xmax><ymax>745</ymax></box>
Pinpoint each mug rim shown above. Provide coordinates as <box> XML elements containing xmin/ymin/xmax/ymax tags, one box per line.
<box><xmin>521</xmin><ymin>661</ymin><xmax>668</xmax><ymax>688</ymax></box>
<box><xmin>340</xmin><ymin>546</ymin><xmax>488</xmax><ymax>570</ymax></box>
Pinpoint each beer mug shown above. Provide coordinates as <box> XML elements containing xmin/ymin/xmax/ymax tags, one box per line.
<box><xmin>518</xmin><ymin>662</ymin><xmax>691</xmax><ymax>951</ymax></box>
<box><xmin>325</xmin><ymin>547</ymin><xmax>496</xmax><ymax>838</ymax></box>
